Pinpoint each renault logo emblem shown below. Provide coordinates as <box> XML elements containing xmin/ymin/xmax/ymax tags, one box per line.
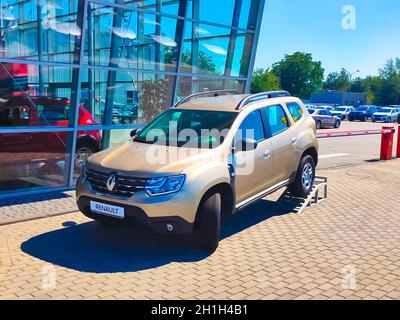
<box><xmin>106</xmin><ymin>174</ymin><xmax>117</xmax><ymax>192</ymax></box>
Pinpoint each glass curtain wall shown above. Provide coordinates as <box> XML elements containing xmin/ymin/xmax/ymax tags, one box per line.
<box><xmin>0</xmin><ymin>0</ymin><xmax>264</xmax><ymax>196</ymax></box>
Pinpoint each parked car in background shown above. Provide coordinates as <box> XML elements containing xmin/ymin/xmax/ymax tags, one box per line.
<box><xmin>311</xmin><ymin>109</ymin><xmax>341</xmax><ymax>129</ymax></box>
<box><xmin>315</xmin><ymin>105</ymin><xmax>335</xmax><ymax>111</ymax></box>
<box><xmin>331</xmin><ymin>106</ymin><xmax>354</xmax><ymax>120</ymax></box>
<box><xmin>0</xmin><ymin>95</ymin><xmax>102</xmax><ymax>167</ymax></box>
<box><xmin>371</xmin><ymin>107</ymin><xmax>400</xmax><ymax>123</ymax></box>
<box><xmin>348</xmin><ymin>105</ymin><xmax>378</xmax><ymax>122</ymax></box>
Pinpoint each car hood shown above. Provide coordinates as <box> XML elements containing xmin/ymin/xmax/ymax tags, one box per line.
<box><xmin>350</xmin><ymin>111</ymin><xmax>367</xmax><ymax>114</ymax></box>
<box><xmin>87</xmin><ymin>141</ymin><xmax>224</xmax><ymax>177</ymax></box>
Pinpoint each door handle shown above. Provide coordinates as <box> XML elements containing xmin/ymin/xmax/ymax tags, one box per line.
<box><xmin>263</xmin><ymin>149</ymin><xmax>272</xmax><ymax>160</ymax></box>
<box><xmin>291</xmin><ymin>137</ymin><xmax>298</xmax><ymax>145</ymax></box>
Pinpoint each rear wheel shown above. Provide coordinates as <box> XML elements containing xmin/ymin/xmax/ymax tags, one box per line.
<box><xmin>197</xmin><ymin>192</ymin><xmax>221</xmax><ymax>251</ymax></box>
<box><xmin>334</xmin><ymin>120</ymin><xmax>341</xmax><ymax>128</ymax></box>
<box><xmin>289</xmin><ymin>155</ymin><xmax>315</xmax><ymax>198</ymax></box>
<box><xmin>316</xmin><ymin>120</ymin><xmax>322</xmax><ymax>130</ymax></box>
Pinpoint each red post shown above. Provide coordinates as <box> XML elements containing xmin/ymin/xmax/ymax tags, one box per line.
<box><xmin>380</xmin><ymin>126</ymin><xmax>394</xmax><ymax>160</ymax></box>
<box><xmin>397</xmin><ymin>126</ymin><xmax>400</xmax><ymax>158</ymax></box>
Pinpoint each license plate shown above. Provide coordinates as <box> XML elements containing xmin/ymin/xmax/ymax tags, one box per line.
<box><xmin>90</xmin><ymin>201</ymin><xmax>125</xmax><ymax>219</ymax></box>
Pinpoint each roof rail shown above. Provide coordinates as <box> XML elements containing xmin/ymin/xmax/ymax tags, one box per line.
<box><xmin>174</xmin><ymin>89</ymin><xmax>240</xmax><ymax>107</ymax></box>
<box><xmin>236</xmin><ymin>91</ymin><xmax>291</xmax><ymax>110</ymax></box>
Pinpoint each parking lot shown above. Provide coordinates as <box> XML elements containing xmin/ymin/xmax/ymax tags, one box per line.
<box><xmin>318</xmin><ymin>121</ymin><xmax>399</xmax><ymax>169</ymax></box>
<box><xmin>0</xmin><ymin>121</ymin><xmax>400</xmax><ymax>300</ymax></box>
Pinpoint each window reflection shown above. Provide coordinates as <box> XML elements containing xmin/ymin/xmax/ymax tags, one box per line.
<box><xmin>0</xmin><ymin>62</ymin><xmax>80</xmax><ymax>127</ymax></box>
<box><xmin>80</xmin><ymin>69</ymin><xmax>175</xmax><ymax>125</ymax></box>
<box><xmin>85</xmin><ymin>4</ymin><xmax>179</xmax><ymax>71</ymax></box>
<box><xmin>0</xmin><ymin>130</ymin><xmax>72</xmax><ymax>192</ymax></box>
<box><xmin>180</xmin><ymin>23</ymin><xmax>252</xmax><ymax>77</ymax></box>
<box><xmin>0</xmin><ymin>0</ymin><xmax>81</xmax><ymax>63</ymax></box>
<box><xmin>177</xmin><ymin>76</ymin><xmax>245</xmax><ymax>101</ymax></box>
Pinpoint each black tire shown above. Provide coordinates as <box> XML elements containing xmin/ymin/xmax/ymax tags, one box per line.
<box><xmin>362</xmin><ymin>115</ymin><xmax>367</xmax><ymax>122</ymax></box>
<box><xmin>316</xmin><ymin>120</ymin><xmax>322</xmax><ymax>130</ymax></box>
<box><xmin>334</xmin><ymin>120</ymin><xmax>341</xmax><ymax>128</ymax></box>
<box><xmin>289</xmin><ymin>155</ymin><xmax>316</xmax><ymax>198</ymax></box>
<box><xmin>197</xmin><ymin>192</ymin><xmax>221</xmax><ymax>251</ymax></box>
<box><xmin>387</xmin><ymin>117</ymin><xmax>392</xmax><ymax>123</ymax></box>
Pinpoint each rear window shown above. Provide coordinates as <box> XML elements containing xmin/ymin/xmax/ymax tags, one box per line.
<box><xmin>286</xmin><ymin>102</ymin><xmax>304</xmax><ymax>122</ymax></box>
<box><xmin>38</xmin><ymin>104</ymin><xmax>68</xmax><ymax>122</ymax></box>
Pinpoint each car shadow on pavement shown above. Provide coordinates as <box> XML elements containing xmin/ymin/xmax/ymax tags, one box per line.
<box><xmin>21</xmin><ymin>199</ymin><xmax>287</xmax><ymax>273</ymax></box>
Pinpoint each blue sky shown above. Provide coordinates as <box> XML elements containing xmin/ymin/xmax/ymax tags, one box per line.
<box><xmin>254</xmin><ymin>0</ymin><xmax>400</xmax><ymax>78</ymax></box>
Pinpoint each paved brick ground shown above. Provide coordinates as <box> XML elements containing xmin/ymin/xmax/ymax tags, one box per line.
<box><xmin>0</xmin><ymin>160</ymin><xmax>400</xmax><ymax>299</ymax></box>
<box><xmin>0</xmin><ymin>191</ymin><xmax>76</xmax><ymax>225</ymax></box>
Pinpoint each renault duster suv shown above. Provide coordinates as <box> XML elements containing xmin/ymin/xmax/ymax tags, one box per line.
<box><xmin>76</xmin><ymin>90</ymin><xmax>318</xmax><ymax>250</ymax></box>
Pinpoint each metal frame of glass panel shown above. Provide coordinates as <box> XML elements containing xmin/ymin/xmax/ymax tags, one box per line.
<box><xmin>0</xmin><ymin>0</ymin><xmax>265</xmax><ymax>199</ymax></box>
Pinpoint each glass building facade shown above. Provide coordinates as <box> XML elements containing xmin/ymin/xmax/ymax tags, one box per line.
<box><xmin>0</xmin><ymin>0</ymin><xmax>265</xmax><ymax>197</ymax></box>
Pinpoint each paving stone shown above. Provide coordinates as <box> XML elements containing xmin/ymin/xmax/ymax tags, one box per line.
<box><xmin>0</xmin><ymin>160</ymin><xmax>400</xmax><ymax>299</ymax></box>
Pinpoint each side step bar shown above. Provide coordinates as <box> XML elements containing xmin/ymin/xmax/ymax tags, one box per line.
<box><xmin>276</xmin><ymin>176</ymin><xmax>328</xmax><ymax>214</ymax></box>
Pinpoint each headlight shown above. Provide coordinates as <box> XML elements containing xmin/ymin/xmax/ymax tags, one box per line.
<box><xmin>145</xmin><ymin>174</ymin><xmax>186</xmax><ymax>196</ymax></box>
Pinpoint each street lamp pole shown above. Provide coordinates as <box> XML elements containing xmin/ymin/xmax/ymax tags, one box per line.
<box><xmin>342</xmin><ymin>68</ymin><xmax>360</xmax><ymax>91</ymax></box>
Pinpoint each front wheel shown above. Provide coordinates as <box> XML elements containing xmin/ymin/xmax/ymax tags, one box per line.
<box><xmin>316</xmin><ymin>120</ymin><xmax>322</xmax><ymax>130</ymax></box>
<box><xmin>289</xmin><ymin>155</ymin><xmax>316</xmax><ymax>198</ymax></box>
<box><xmin>197</xmin><ymin>192</ymin><xmax>221</xmax><ymax>251</ymax></box>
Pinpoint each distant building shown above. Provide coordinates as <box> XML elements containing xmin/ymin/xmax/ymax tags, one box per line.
<box><xmin>311</xmin><ymin>91</ymin><xmax>367</xmax><ymax>106</ymax></box>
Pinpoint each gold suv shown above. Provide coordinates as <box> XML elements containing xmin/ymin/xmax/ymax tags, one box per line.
<box><xmin>76</xmin><ymin>90</ymin><xmax>318</xmax><ymax>250</ymax></box>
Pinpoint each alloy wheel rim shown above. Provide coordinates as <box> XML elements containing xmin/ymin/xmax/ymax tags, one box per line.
<box><xmin>302</xmin><ymin>163</ymin><xmax>313</xmax><ymax>190</ymax></box>
<box><xmin>75</xmin><ymin>147</ymin><xmax>93</xmax><ymax>168</ymax></box>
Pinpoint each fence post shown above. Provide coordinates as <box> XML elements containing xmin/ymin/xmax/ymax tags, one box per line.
<box><xmin>380</xmin><ymin>126</ymin><xmax>394</xmax><ymax>161</ymax></box>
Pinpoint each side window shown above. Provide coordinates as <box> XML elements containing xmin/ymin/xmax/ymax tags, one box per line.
<box><xmin>286</xmin><ymin>102</ymin><xmax>303</xmax><ymax>123</ymax></box>
<box><xmin>237</xmin><ymin>110</ymin><xmax>265</xmax><ymax>142</ymax></box>
<box><xmin>261</xmin><ymin>104</ymin><xmax>290</xmax><ymax>138</ymax></box>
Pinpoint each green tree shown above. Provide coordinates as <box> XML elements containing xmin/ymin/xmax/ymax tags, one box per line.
<box><xmin>376</xmin><ymin>58</ymin><xmax>400</xmax><ymax>105</ymax></box>
<box><xmin>323</xmin><ymin>70</ymin><xmax>351</xmax><ymax>91</ymax></box>
<box><xmin>140</xmin><ymin>79</ymin><xmax>170</xmax><ymax>123</ymax></box>
<box><xmin>250</xmin><ymin>68</ymin><xmax>281</xmax><ymax>93</ymax></box>
<box><xmin>271</xmin><ymin>52</ymin><xmax>324</xmax><ymax>99</ymax></box>
<box><xmin>181</xmin><ymin>50</ymin><xmax>218</xmax><ymax>75</ymax></box>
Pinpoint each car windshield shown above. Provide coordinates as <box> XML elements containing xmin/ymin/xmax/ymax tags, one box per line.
<box><xmin>134</xmin><ymin>109</ymin><xmax>238</xmax><ymax>148</ymax></box>
<box><xmin>356</xmin><ymin>106</ymin><xmax>368</xmax><ymax>111</ymax></box>
<box><xmin>336</xmin><ymin>107</ymin><xmax>347</xmax><ymax>111</ymax></box>
<box><xmin>380</xmin><ymin>108</ymin><xmax>393</xmax><ymax>113</ymax></box>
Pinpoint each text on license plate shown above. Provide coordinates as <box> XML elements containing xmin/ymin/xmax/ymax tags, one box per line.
<box><xmin>90</xmin><ymin>201</ymin><xmax>125</xmax><ymax>219</ymax></box>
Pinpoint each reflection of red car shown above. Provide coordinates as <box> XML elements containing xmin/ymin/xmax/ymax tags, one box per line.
<box><xmin>0</xmin><ymin>96</ymin><xmax>102</xmax><ymax>167</ymax></box>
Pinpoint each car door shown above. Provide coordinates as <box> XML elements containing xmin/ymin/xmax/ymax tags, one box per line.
<box><xmin>233</xmin><ymin>110</ymin><xmax>273</xmax><ymax>203</ymax></box>
<box><xmin>261</xmin><ymin>104</ymin><xmax>294</xmax><ymax>183</ymax></box>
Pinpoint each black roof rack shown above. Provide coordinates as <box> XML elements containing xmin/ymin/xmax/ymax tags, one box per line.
<box><xmin>236</xmin><ymin>91</ymin><xmax>291</xmax><ymax>110</ymax></box>
<box><xmin>174</xmin><ymin>89</ymin><xmax>240</xmax><ymax>107</ymax></box>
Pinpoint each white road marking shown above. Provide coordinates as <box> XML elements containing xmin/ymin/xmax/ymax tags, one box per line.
<box><xmin>319</xmin><ymin>153</ymin><xmax>351</xmax><ymax>159</ymax></box>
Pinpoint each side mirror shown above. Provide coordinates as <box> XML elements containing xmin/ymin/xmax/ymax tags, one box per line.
<box><xmin>234</xmin><ymin>138</ymin><xmax>258</xmax><ymax>152</ymax></box>
<box><xmin>130</xmin><ymin>128</ymin><xmax>141</xmax><ymax>138</ymax></box>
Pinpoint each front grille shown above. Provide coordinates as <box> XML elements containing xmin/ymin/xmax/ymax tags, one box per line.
<box><xmin>86</xmin><ymin>169</ymin><xmax>147</xmax><ymax>198</ymax></box>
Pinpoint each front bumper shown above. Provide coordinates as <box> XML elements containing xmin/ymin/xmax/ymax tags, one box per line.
<box><xmin>348</xmin><ymin>113</ymin><xmax>367</xmax><ymax>121</ymax></box>
<box><xmin>76</xmin><ymin>176</ymin><xmax>200</xmax><ymax>235</ymax></box>
<box><xmin>371</xmin><ymin>116</ymin><xmax>388</xmax><ymax>122</ymax></box>
<box><xmin>77</xmin><ymin>195</ymin><xmax>194</xmax><ymax>234</ymax></box>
